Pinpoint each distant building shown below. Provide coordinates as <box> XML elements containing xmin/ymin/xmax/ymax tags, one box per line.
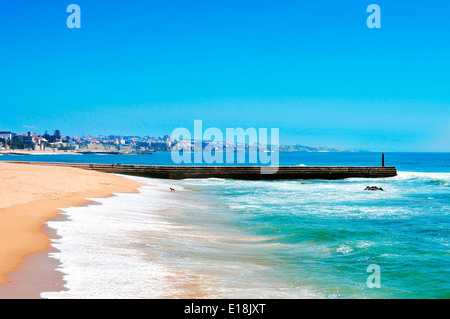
<box><xmin>34</xmin><ymin>137</ymin><xmax>47</xmax><ymax>151</ymax></box>
<box><xmin>118</xmin><ymin>145</ymin><xmax>133</xmax><ymax>153</ymax></box>
<box><xmin>69</xmin><ymin>141</ymin><xmax>79</xmax><ymax>150</ymax></box>
<box><xmin>0</xmin><ymin>131</ymin><xmax>12</xmax><ymax>140</ymax></box>
<box><xmin>22</xmin><ymin>132</ymin><xmax>35</xmax><ymax>145</ymax></box>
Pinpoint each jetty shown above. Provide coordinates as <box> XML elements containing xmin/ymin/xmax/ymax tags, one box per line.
<box><xmin>5</xmin><ymin>161</ymin><xmax>397</xmax><ymax>180</ymax></box>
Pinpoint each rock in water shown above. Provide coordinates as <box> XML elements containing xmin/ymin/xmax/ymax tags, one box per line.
<box><xmin>365</xmin><ymin>186</ymin><xmax>384</xmax><ymax>191</ymax></box>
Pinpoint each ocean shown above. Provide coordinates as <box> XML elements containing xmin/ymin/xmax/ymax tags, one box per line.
<box><xmin>2</xmin><ymin>152</ymin><xmax>447</xmax><ymax>298</ymax></box>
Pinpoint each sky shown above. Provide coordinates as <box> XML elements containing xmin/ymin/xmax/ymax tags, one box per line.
<box><xmin>0</xmin><ymin>0</ymin><xmax>449</xmax><ymax>151</ymax></box>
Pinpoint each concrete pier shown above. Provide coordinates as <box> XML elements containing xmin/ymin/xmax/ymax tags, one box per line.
<box><xmin>5</xmin><ymin>161</ymin><xmax>397</xmax><ymax>180</ymax></box>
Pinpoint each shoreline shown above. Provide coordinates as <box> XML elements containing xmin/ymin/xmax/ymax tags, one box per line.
<box><xmin>0</xmin><ymin>221</ymin><xmax>67</xmax><ymax>299</ymax></box>
<box><xmin>0</xmin><ymin>162</ymin><xmax>145</xmax><ymax>299</ymax></box>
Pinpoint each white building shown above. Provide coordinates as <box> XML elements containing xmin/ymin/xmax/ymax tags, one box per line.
<box><xmin>0</xmin><ymin>131</ymin><xmax>12</xmax><ymax>141</ymax></box>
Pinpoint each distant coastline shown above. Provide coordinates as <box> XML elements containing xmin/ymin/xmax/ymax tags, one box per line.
<box><xmin>0</xmin><ymin>130</ymin><xmax>366</xmax><ymax>154</ymax></box>
<box><xmin>0</xmin><ymin>150</ymin><xmax>152</xmax><ymax>156</ymax></box>
<box><xmin>0</xmin><ymin>148</ymin><xmax>364</xmax><ymax>156</ymax></box>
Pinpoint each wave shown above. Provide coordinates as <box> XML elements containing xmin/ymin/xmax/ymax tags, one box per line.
<box><xmin>42</xmin><ymin>175</ymin><xmax>320</xmax><ymax>299</ymax></box>
<box><xmin>41</xmin><ymin>170</ymin><xmax>449</xmax><ymax>299</ymax></box>
<box><xmin>395</xmin><ymin>171</ymin><xmax>450</xmax><ymax>187</ymax></box>
<box><xmin>430</xmin><ymin>179</ymin><xmax>450</xmax><ymax>186</ymax></box>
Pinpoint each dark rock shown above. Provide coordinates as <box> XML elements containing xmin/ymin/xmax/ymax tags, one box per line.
<box><xmin>365</xmin><ymin>186</ymin><xmax>384</xmax><ymax>191</ymax></box>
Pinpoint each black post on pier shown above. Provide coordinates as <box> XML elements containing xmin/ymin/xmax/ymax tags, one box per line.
<box><xmin>382</xmin><ymin>152</ymin><xmax>385</xmax><ymax>167</ymax></box>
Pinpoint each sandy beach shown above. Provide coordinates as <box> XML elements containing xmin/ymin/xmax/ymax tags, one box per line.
<box><xmin>0</xmin><ymin>162</ymin><xmax>145</xmax><ymax>298</ymax></box>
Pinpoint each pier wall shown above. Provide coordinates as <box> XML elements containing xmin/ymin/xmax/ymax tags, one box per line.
<box><xmin>5</xmin><ymin>161</ymin><xmax>397</xmax><ymax>180</ymax></box>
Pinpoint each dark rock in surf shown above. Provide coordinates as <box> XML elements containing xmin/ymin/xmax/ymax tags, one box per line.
<box><xmin>365</xmin><ymin>186</ymin><xmax>384</xmax><ymax>191</ymax></box>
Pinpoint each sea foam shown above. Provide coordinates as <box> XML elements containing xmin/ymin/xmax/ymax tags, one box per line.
<box><xmin>42</xmin><ymin>175</ymin><xmax>318</xmax><ymax>299</ymax></box>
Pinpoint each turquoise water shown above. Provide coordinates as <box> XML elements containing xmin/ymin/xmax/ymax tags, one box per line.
<box><xmin>173</xmin><ymin>153</ymin><xmax>446</xmax><ymax>298</ymax></box>
<box><xmin>1</xmin><ymin>152</ymin><xmax>449</xmax><ymax>172</ymax></box>
<box><xmin>10</xmin><ymin>152</ymin><xmax>447</xmax><ymax>298</ymax></box>
<box><xmin>177</xmin><ymin>171</ymin><xmax>449</xmax><ymax>298</ymax></box>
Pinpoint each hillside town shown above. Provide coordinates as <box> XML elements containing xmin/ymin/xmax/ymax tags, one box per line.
<box><xmin>0</xmin><ymin>130</ymin><xmax>174</xmax><ymax>154</ymax></box>
<box><xmin>0</xmin><ymin>130</ymin><xmax>357</xmax><ymax>154</ymax></box>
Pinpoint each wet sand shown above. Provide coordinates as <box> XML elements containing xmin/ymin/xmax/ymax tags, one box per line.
<box><xmin>0</xmin><ymin>162</ymin><xmax>145</xmax><ymax>298</ymax></box>
<box><xmin>0</xmin><ymin>223</ymin><xmax>67</xmax><ymax>299</ymax></box>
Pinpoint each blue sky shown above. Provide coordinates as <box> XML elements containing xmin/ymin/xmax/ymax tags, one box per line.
<box><xmin>0</xmin><ymin>0</ymin><xmax>449</xmax><ymax>151</ymax></box>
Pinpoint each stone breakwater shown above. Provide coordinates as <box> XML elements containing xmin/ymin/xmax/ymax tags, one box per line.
<box><xmin>5</xmin><ymin>161</ymin><xmax>397</xmax><ymax>180</ymax></box>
